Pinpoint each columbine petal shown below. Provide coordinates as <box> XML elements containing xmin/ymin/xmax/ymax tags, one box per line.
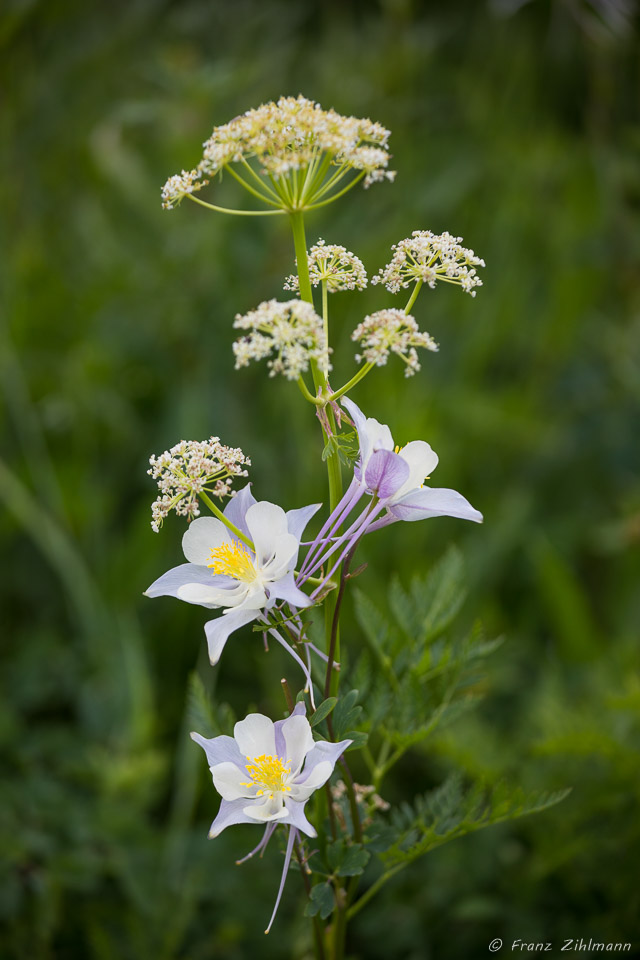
<box><xmin>391</xmin><ymin>440</ymin><xmax>439</xmax><ymax>502</ymax></box>
<box><xmin>245</xmin><ymin>501</ymin><xmax>289</xmax><ymax>565</ymax></box>
<box><xmin>286</xmin><ymin>502</ymin><xmax>321</xmax><ymax>541</ymax></box>
<box><xmin>144</xmin><ymin>563</ymin><xmax>233</xmax><ymax>599</ymax></box>
<box><xmin>342</xmin><ymin>396</ymin><xmax>393</xmax><ymax>470</ymax></box>
<box><xmin>289</xmin><ymin>760</ymin><xmax>333</xmax><ymax>802</ymax></box>
<box><xmin>177</xmin><ymin>580</ymin><xmax>250</xmax><ymax>608</ymax></box>
<box><xmin>281</xmin><ymin>715</ymin><xmax>315</xmax><ymax>774</ymax></box>
<box><xmin>211</xmin><ymin>761</ymin><xmax>254</xmax><ymax>801</ymax></box>
<box><xmin>364</xmin><ymin>448</ymin><xmax>410</xmax><ymax>499</ymax></box>
<box><xmin>234</xmin><ymin>713</ymin><xmax>276</xmax><ymax>759</ymax></box>
<box><xmin>389</xmin><ymin>486</ymin><xmax>483</xmax><ymax>523</ymax></box>
<box><xmin>295</xmin><ymin>739</ymin><xmax>353</xmax><ymax>783</ymax></box>
<box><xmin>182</xmin><ymin>516</ymin><xmax>231</xmax><ymax>564</ymax></box>
<box><xmin>190</xmin><ymin>732</ymin><xmax>244</xmax><ymax>768</ymax></box>
<box><xmin>261</xmin><ymin>533</ymin><xmax>299</xmax><ymax>580</ymax></box>
<box><xmin>274</xmin><ymin>702</ymin><xmax>306</xmax><ymax>758</ymax></box>
<box><xmin>243</xmin><ymin>797</ymin><xmax>290</xmax><ymax>823</ymax></box>
<box><xmin>205</xmin><ymin>607</ymin><xmax>260</xmax><ymax>664</ymax></box>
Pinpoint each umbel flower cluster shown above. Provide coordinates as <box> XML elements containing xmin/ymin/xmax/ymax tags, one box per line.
<box><xmin>284</xmin><ymin>239</ymin><xmax>368</xmax><ymax>292</ymax></box>
<box><xmin>232</xmin><ymin>299</ymin><xmax>330</xmax><ymax>380</ymax></box>
<box><xmin>372</xmin><ymin>229</ymin><xmax>486</xmax><ymax>296</ymax></box>
<box><xmin>161</xmin><ymin>94</ymin><xmax>395</xmax><ymax>214</ymax></box>
<box><xmin>144</xmin><ymin>96</ymin><xmax>555</xmax><ymax>953</ymax></box>
<box><xmin>148</xmin><ymin>438</ymin><xmax>250</xmax><ymax>531</ymax></box>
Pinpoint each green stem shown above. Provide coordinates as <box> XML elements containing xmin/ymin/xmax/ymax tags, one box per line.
<box><xmin>404</xmin><ymin>279</ymin><xmax>423</xmax><ymax>314</ymax></box>
<box><xmin>186</xmin><ymin>194</ymin><xmax>285</xmax><ymax>216</ymax></box>
<box><xmin>199</xmin><ymin>491</ymin><xmax>253</xmax><ymax>548</ymax></box>
<box><xmin>223</xmin><ymin>164</ymin><xmax>283</xmax><ymax>207</ymax></box>
<box><xmin>321</xmin><ymin>279</ymin><xmax>329</xmax><ymax>376</ymax></box>
<box><xmin>346</xmin><ymin>864</ymin><xmax>406</xmax><ymax>920</ymax></box>
<box><xmin>307</xmin><ymin>172</ymin><xmax>365</xmax><ymax>210</ymax></box>
<box><xmin>297</xmin><ymin>375</ymin><xmax>320</xmax><ymax>405</ymax></box>
<box><xmin>326</xmin><ymin>362</ymin><xmax>375</xmax><ymax>403</ymax></box>
<box><xmin>239</xmin><ymin>159</ymin><xmax>283</xmax><ymax>202</ymax></box>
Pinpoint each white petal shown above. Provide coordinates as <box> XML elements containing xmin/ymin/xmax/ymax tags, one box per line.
<box><xmin>391</xmin><ymin>440</ymin><xmax>439</xmax><ymax>502</ymax></box>
<box><xmin>243</xmin><ymin>798</ymin><xmax>290</xmax><ymax>823</ymax></box>
<box><xmin>234</xmin><ymin>713</ymin><xmax>276</xmax><ymax>760</ymax></box>
<box><xmin>281</xmin><ymin>715</ymin><xmax>315</xmax><ymax>774</ymax></box>
<box><xmin>261</xmin><ymin>533</ymin><xmax>298</xmax><ymax>580</ymax></box>
<box><xmin>245</xmin><ymin>502</ymin><xmax>289</xmax><ymax>565</ymax></box>
<box><xmin>177</xmin><ymin>581</ymin><xmax>249</xmax><ymax>607</ymax></box>
<box><xmin>182</xmin><ymin>517</ymin><xmax>230</xmax><ymax>564</ymax></box>
<box><xmin>290</xmin><ymin>761</ymin><xmax>333</xmax><ymax>801</ymax></box>
<box><xmin>210</xmin><ymin>761</ymin><xmax>253</xmax><ymax>801</ymax></box>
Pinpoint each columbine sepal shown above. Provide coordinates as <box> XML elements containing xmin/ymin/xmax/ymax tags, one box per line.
<box><xmin>191</xmin><ymin>703</ymin><xmax>352</xmax><ymax>933</ymax></box>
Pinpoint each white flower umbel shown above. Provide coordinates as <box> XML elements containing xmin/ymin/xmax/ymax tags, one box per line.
<box><xmin>148</xmin><ymin>438</ymin><xmax>250</xmax><ymax>532</ymax></box>
<box><xmin>372</xmin><ymin>230</ymin><xmax>485</xmax><ymax>296</ymax></box>
<box><xmin>198</xmin><ymin>95</ymin><xmax>394</xmax><ymax>188</ymax></box>
<box><xmin>284</xmin><ymin>239</ymin><xmax>367</xmax><ymax>293</ymax></box>
<box><xmin>351</xmin><ymin>308</ymin><xmax>438</xmax><ymax>377</ymax></box>
<box><xmin>233</xmin><ymin>299</ymin><xmax>330</xmax><ymax>380</ymax></box>
<box><xmin>161</xmin><ymin>168</ymin><xmax>209</xmax><ymax>210</ymax></box>
<box><xmin>145</xmin><ymin>485</ymin><xmax>320</xmax><ymax>667</ymax></box>
<box><xmin>191</xmin><ymin>702</ymin><xmax>352</xmax><ymax>933</ymax></box>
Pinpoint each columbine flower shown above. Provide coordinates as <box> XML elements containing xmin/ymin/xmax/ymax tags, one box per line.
<box><xmin>284</xmin><ymin>239</ymin><xmax>367</xmax><ymax>293</ymax></box>
<box><xmin>148</xmin><ymin>438</ymin><xmax>250</xmax><ymax>532</ymax></box>
<box><xmin>296</xmin><ymin>398</ymin><xmax>481</xmax><ymax>597</ymax></box>
<box><xmin>145</xmin><ymin>485</ymin><xmax>320</xmax><ymax>668</ymax></box>
<box><xmin>342</xmin><ymin>396</ymin><xmax>483</xmax><ymax>523</ymax></box>
<box><xmin>351</xmin><ymin>308</ymin><xmax>438</xmax><ymax>377</ymax></box>
<box><xmin>191</xmin><ymin>702</ymin><xmax>351</xmax><ymax>933</ymax></box>
<box><xmin>372</xmin><ymin>230</ymin><xmax>485</xmax><ymax>296</ymax></box>
<box><xmin>161</xmin><ymin>168</ymin><xmax>209</xmax><ymax>210</ymax></box>
<box><xmin>233</xmin><ymin>299</ymin><xmax>330</xmax><ymax>380</ymax></box>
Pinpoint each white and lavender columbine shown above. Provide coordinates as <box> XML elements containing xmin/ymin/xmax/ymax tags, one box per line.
<box><xmin>145</xmin><ymin>485</ymin><xmax>320</xmax><ymax>684</ymax></box>
<box><xmin>297</xmin><ymin>397</ymin><xmax>482</xmax><ymax>592</ymax></box>
<box><xmin>191</xmin><ymin>702</ymin><xmax>352</xmax><ymax>933</ymax></box>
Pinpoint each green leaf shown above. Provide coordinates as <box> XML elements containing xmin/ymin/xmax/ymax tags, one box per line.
<box><xmin>304</xmin><ymin>882</ymin><xmax>335</xmax><ymax>920</ymax></box>
<box><xmin>337</xmin><ymin>844</ymin><xmax>370</xmax><ymax>877</ymax></box>
<box><xmin>310</xmin><ymin>697</ymin><xmax>338</xmax><ymax>727</ymax></box>
<box><xmin>333</xmin><ymin>689</ymin><xmax>363</xmax><ymax>739</ymax></box>
<box><xmin>381</xmin><ymin>775</ymin><xmax>571</xmax><ymax>869</ymax></box>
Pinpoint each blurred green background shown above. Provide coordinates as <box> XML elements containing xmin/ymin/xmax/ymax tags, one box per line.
<box><xmin>2</xmin><ymin>0</ymin><xmax>639</xmax><ymax>957</ymax></box>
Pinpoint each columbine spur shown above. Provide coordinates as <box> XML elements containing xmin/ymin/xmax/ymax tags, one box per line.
<box><xmin>145</xmin><ymin>485</ymin><xmax>319</xmax><ymax>666</ymax></box>
<box><xmin>191</xmin><ymin>702</ymin><xmax>352</xmax><ymax>933</ymax></box>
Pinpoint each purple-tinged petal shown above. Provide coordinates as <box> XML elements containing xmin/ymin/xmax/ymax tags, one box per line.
<box><xmin>223</xmin><ymin>483</ymin><xmax>257</xmax><ymax>539</ymax></box>
<box><xmin>286</xmin><ymin>502</ymin><xmax>322</xmax><ymax>542</ymax></box>
<box><xmin>190</xmin><ymin>731</ymin><xmax>245</xmax><ymax>767</ymax></box>
<box><xmin>144</xmin><ymin>563</ymin><xmax>234</xmax><ymax>599</ymax></box>
<box><xmin>274</xmin><ymin>702</ymin><xmax>306</xmax><ymax>758</ymax></box>
<box><xmin>208</xmin><ymin>797</ymin><xmax>257</xmax><ymax>838</ymax></box>
<box><xmin>296</xmin><ymin>739</ymin><xmax>352</xmax><ymax>784</ymax></box>
<box><xmin>204</xmin><ymin>608</ymin><xmax>259</xmax><ymax>664</ymax></box>
<box><xmin>270</xmin><ymin>571</ymin><xmax>313</xmax><ymax>609</ymax></box>
<box><xmin>389</xmin><ymin>486</ymin><xmax>483</xmax><ymax>523</ymax></box>
<box><xmin>283</xmin><ymin>798</ymin><xmax>316</xmax><ymax>837</ymax></box>
<box><xmin>364</xmin><ymin>449</ymin><xmax>410</xmax><ymax>499</ymax></box>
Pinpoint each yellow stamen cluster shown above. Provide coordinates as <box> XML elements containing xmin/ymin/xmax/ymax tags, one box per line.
<box><xmin>208</xmin><ymin>541</ymin><xmax>257</xmax><ymax>582</ymax></box>
<box><xmin>241</xmin><ymin>754</ymin><xmax>292</xmax><ymax>799</ymax></box>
